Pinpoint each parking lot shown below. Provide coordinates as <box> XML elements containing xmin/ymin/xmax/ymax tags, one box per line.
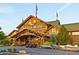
<box><xmin>0</xmin><ymin>46</ymin><xmax>79</xmax><ymax>55</ymax></box>
<box><xmin>26</xmin><ymin>48</ymin><xmax>79</xmax><ymax>55</ymax></box>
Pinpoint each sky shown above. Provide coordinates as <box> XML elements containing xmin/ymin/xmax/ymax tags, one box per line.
<box><xmin>0</xmin><ymin>3</ymin><xmax>79</xmax><ymax>35</ymax></box>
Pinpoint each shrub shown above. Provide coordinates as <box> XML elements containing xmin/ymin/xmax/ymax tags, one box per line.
<box><xmin>12</xmin><ymin>48</ymin><xmax>16</xmax><ymax>52</ymax></box>
<box><xmin>0</xmin><ymin>50</ymin><xmax>7</xmax><ymax>52</ymax></box>
<box><xmin>7</xmin><ymin>48</ymin><xmax>12</xmax><ymax>52</ymax></box>
<box><xmin>57</xmin><ymin>25</ymin><xmax>70</xmax><ymax>45</ymax></box>
<box><xmin>7</xmin><ymin>48</ymin><xmax>17</xmax><ymax>52</ymax></box>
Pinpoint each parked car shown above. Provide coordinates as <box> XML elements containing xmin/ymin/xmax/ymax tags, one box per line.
<box><xmin>26</xmin><ymin>44</ymin><xmax>37</xmax><ymax>48</ymax></box>
<box><xmin>56</xmin><ymin>45</ymin><xmax>79</xmax><ymax>51</ymax></box>
<box><xmin>40</xmin><ymin>45</ymin><xmax>52</xmax><ymax>49</ymax></box>
<box><xmin>65</xmin><ymin>45</ymin><xmax>78</xmax><ymax>48</ymax></box>
<box><xmin>51</xmin><ymin>44</ymin><xmax>59</xmax><ymax>49</ymax></box>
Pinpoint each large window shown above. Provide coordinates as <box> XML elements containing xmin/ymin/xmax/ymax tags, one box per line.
<box><xmin>35</xmin><ymin>24</ymin><xmax>46</xmax><ymax>29</ymax></box>
<box><xmin>72</xmin><ymin>32</ymin><xmax>79</xmax><ymax>35</ymax></box>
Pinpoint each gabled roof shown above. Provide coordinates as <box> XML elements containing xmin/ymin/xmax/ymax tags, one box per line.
<box><xmin>8</xmin><ymin>30</ymin><xmax>18</xmax><ymax>36</ymax></box>
<box><xmin>63</xmin><ymin>23</ymin><xmax>79</xmax><ymax>32</ymax></box>
<box><xmin>17</xmin><ymin>15</ymin><xmax>51</xmax><ymax>29</ymax></box>
<box><xmin>45</xmin><ymin>25</ymin><xmax>60</xmax><ymax>33</ymax></box>
<box><xmin>17</xmin><ymin>15</ymin><xmax>33</xmax><ymax>29</ymax></box>
<box><xmin>47</xmin><ymin>20</ymin><xmax>61</xmax><ymax>29</ymax></box>
<box><xmin>45</xmin><ymin>25</ymin><xmax>55</xmax><ymax>33</ymax></box>
<box><xmin>48</xmin><ymin>20</ymin><xmax>79</xmax><ymax>32</ymax></box>
<box><xmin>12</xmin><ymin>29</ymin><xmax>49</xmax><ymax>38</ymax></box>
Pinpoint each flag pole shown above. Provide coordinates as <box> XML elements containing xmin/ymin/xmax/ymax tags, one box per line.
<box><xmin>56</xmin><ymin>11</ymin><xmax>60</xmax><ymax>24</ymax></box>
<box><xmin>56</xmin><ymin>11</ymin><xmax>58</xmax><ymax>20</ymax></box>
<box><xmin>35</xmin><ymin>3</ymin><xmax>38</xmax><ymax>18</ymax></box>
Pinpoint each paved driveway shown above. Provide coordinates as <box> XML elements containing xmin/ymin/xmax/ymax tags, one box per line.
<box><xmin>26</xmin><ymin>48</ymin><xmax>79</xmax><ymax>55</ymax></box>
<box><xmin>0</xmin><ymin>46</ymin><xmax>79</xmax><ymax>55</ymax></box>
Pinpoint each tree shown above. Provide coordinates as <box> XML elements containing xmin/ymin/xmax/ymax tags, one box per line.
<box><xmin>0</xmin><ymin>27</ymin><xmax>1</xmax><ymax>30</ymax></box>
<box><xmin>0</xmin><ymin>38</ymin><xmax>10</xmax><ymax>45</ymax></box>
<box><xmin>0</xmin><ymin>31</ymin><xmax>5</xmax><ymax>40</ymax></box>
<box><xmin>44</xmin><ymin>33</ymin><xmax>58</xmax><ymax>45</ymax></box>
<box><xmin>0</xmin><ymin>27</ymin><xmax>11</xmax><ymax>45</ymax></box>
<box><xmin>6</xmin><ymin>37</ymin><xmax>13</xmax><ymax>45</ymax></box>
<box><xmin>57</xmin><ymin>25</ymin><xmax>70</xmax><ymax>45</ymax></box>
<box><xmin>0</xmin><ymin>27</ymin><xmax>5</xmax><ymax>40</ymax></box>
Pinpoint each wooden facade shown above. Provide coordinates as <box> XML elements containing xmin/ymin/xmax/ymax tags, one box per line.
<box><xmin>64</xmin><ymin>23</ymin><xmax>79</xmax><ymax>45</ymax></box>
<box><xmin>8</xmin><ymin>15</ymin><xmax>79</xmax><ymax>46</ymax></box>
<box><xmin>8</xmin><ymin>15</ymin><xmax>58</xmax><ymax>46</ymax></box>
<box><xmin>68</xmin><ymin>31</ymin><xmax>79</xmax><ymax>45</ymax></box>
<box><xmin>46</xmin><ymin>26</ymin><xmax>59</xmax><ymax>36</ymax></box>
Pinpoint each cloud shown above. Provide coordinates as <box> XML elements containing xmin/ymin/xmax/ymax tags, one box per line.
<box><xmin>0</xmin><ymin>5</ymin><xmax>14</xmax><ymax>14</ymax></box>
<box><xmin>57</xmin><ymin>3</ymin><xmax>71</xmax><ymax>12</ymax></box>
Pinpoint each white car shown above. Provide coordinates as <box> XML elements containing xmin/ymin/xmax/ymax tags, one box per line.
<box><xmin>40</xmin><ymin>45</ymin><xmax>52</xmax><ymax>49</ymax></box>
<box><xmin>62</xmin><ymin>45</ymin><xmax>79</xmax><ymax>51</ymax></box>
<box><xmin>65</xmin><ymin>45</ymin><xmax>78</xmax><ymax>48</ymax></box>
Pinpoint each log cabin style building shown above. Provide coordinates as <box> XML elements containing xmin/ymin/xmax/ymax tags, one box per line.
<box><xmin>63</xmin><ymin>23</ymin><xmax>79</xmax><ymax>45</ymax></box>
<box><xmin>8</xmin><ymin>15</ymin><xmax>60</xmax><ymax>46</ymax></box>
<box><xmin>8</xmin><ymin>15</ymin><xmax>79</xmax><ymax>46</ymax></box>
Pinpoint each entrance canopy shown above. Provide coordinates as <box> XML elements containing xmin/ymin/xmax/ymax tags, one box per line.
<box><xmin>16</xmin><ymin>33</ymin><xmax>37</xmax><ymax>40</ymax></box>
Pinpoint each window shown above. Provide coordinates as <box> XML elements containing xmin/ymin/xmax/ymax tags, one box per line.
<box><xmin>36</xmin><ymin>24</ymin><xmax>45</xmax><ymax>29</ymax></box>
<box><xmin>72</xmin><ymin>32</ymin><xmax>79</xmax><ymax>35</ymax></box>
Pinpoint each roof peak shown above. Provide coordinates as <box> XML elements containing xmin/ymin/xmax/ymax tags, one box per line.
<box><xmin>16</xmin><ymin>15</ymin><xmax>50</xmax><ymax>29</ymax></box>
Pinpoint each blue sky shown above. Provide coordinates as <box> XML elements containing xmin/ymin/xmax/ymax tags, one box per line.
<box><xmin>0</xmin><ymin>3</ymin><xmax>79</xmax><ymax>35</ymax></box>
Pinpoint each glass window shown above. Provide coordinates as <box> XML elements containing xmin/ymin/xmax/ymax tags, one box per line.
<box><xmin>72</xmin><ymin>32</ymin><xmax>79</xmax><ymax>35</ymax></box>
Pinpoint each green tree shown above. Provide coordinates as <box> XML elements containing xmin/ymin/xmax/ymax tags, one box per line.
<box><xmin>57</xmin><ymin>25</ymin><xmax>70</xmax><ymax>45</ymax></box>
<box><xmin>0</xmin><ymin>27</ymin><xmax>1</xmax><ymax>30</ymax></box>
<box><xmin>5</xmin><ymin>37</ymin><xmax>12</xmax><ymax>45</ymax></box>
<box><xmin>0</xmin><ymin>27</ymin><xmax>10</xmax><ymax>45</ymax></box>
<box><xmin>0</xmin><ymin>38</ymin><xmax>11</xmax><ymax>46</ymax></box>
<box><xmin>44</xmin><ymin>33</ymin><xmax>58</xmax><ymax>45</ymax></box>
<box><xmin>0</xmin><ymin>31</ymin><xmax>5</xmax><ymax>40</ymax></box>
<box><xmin>48</xmin><ymin>35</ymin><xmax>57</xmax><ymax>44</ymax></box>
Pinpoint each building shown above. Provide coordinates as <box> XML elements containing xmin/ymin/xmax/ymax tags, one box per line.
<box><xmin>8</xmin><ymin>15</ymin><xmax>59</xmax><ymax>46</ymax></box>
<box><xmin>8</xmin><ymin>30</ymin><xmax>18</xmax><ymax>46</ymax></box>
<box><xmin>63</xmin><ymin>23</ymin><xmax>79</xmax><ymax>45</ymax></box>
<box><xmin>8</xmin><ymin>15</ymin><xmax>79</xmax><ymax>46</ymax></box>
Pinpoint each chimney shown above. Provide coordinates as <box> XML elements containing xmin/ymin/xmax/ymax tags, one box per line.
<box><xmin>56</xmin><ymin>19</ymin><xmax>60</xmax><ymax>25</ymax></box>
<box><xmin>56</xmin><ymin>11</ymin><xmax>60</xmax><ymax>25</ymax></box>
